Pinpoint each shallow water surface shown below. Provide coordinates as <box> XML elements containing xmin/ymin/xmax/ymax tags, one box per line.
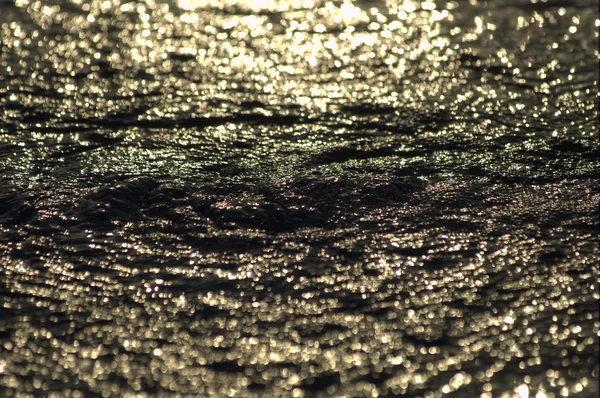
<box><xmin>0</xmin><ymin>0</ymin><xmax>598</xmax><ymax>396</ymax></box>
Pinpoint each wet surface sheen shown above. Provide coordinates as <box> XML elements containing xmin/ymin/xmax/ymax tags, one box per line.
<box><xmin>0</xmin><ymin>0</ymin><xmax>598</xmax><ymax>397</ymax></box>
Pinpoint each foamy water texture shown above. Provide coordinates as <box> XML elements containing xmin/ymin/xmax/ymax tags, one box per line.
<box><xmin>0</xmin><ymin>0</ymin><xmax>598</xmax><ymax>396</ymax></box>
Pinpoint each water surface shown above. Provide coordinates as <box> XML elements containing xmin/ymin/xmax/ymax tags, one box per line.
<box><xmin>0</xmin><ymin>0</ymin><xmax>598</xmax><ymax>396</ymax></box>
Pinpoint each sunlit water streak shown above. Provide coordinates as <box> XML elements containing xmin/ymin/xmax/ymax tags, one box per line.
<box><xmin>0</xmin><ymin>0</ymin><xmax>598</xmax><ymax>396</ymax></box>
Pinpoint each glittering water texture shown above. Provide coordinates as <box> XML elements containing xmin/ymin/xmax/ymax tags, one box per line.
<box><xmin>0</xmin><ymin>0</ymin><xmax>598</xmax><ymax>397</ymax></box>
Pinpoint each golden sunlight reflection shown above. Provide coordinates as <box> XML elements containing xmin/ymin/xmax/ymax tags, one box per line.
<box><xmin>0</xmin><ymin>0</ymin><xmax>597</xmax><ymax>396</ymax></box>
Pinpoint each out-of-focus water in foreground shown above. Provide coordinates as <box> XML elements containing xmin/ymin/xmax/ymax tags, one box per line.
<box><xmin>0</xmin><ymin>0</ymin><xmax>598</xmax><ymax>396</ymax></box>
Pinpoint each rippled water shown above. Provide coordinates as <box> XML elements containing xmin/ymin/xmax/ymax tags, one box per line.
<box><xmin>0</xmin><ymin>0</ymin><xmax>598</xmax><ymax>396</ymax></box>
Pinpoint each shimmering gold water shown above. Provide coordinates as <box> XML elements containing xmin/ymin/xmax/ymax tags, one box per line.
<box><xmin>0</xmin><ymin>0</ymin><xmax>598</xmax><ymax>397</ymax></box>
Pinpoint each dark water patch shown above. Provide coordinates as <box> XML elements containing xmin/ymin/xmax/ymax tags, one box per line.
<box><xmin>299</xmin><ymin>371</ymin><xmax>341</xmax><ymax>392</ymax></box>
<box><xmin>48</xmin><ymin>138</ymin><xmax>124</xmax><ymax>159</ymax></box>
<box><xmin>205</xmin><ymin>360</ymin><xmax>246</xmax><ymax>374</ymax></box>
<box><xmin>193</xmin><ymin>175</ymin><xmax>424</xmax><ymax>232</ymax></box>
<box><xmin>309</xmin><ymin>145</ymin><xmax>396</xmax><ymax>166</ymax></box>
<box><xmin>64</xmin><ymin>178</ymin><xmax>159</xmax><ymax>227</ymax></box>
<box><xmin>340</xmin><ymin>104</ymin><xmax>397</xmax><ymax>115</ymax></box>
<box><xmin>0</xmin><ymin>189</ymin><xmax>36</xmax><ymax>227</ymax></box>
<box><xmin>202</xmin><ymin>200</ymin><xmax>325</xmax><ymax>233</ymax></box>
<box><xmin>547</xmin><ymin>138</ymin><xmax>597</xmax><ymax>158</ymax></box>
